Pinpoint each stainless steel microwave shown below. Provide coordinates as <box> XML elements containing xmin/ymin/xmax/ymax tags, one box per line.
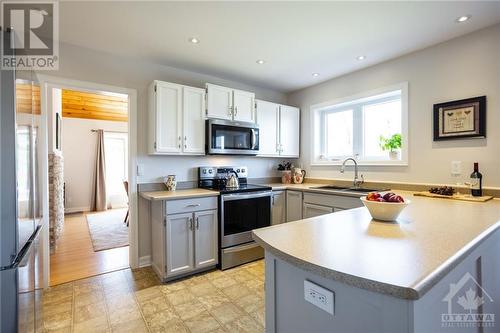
<box><xmin>206</xmin><ymin>119</ymin><xmax>260</xmax><ymax>155</ymax></box>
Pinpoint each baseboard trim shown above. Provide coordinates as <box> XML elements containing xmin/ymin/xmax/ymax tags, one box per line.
<box><xmin>139</xmin><ymin>255</ymin><xmax>151</xmax><ymax>268</ymax></box>
<box><xmin>65</xmin><ymin>206</ymin><xmax>91</xmax><ymax>214</ymax></box>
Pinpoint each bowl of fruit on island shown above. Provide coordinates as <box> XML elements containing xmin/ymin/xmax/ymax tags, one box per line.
<box><xmin>360</xmin><ymin>192</ymin><xmax>410</xmax><ymax>222</ymax></box>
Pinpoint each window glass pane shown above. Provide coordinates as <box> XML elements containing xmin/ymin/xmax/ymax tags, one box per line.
<box><xmin>104</xmin><ymin>133</ymin><xmax>128</xmax><ymax>208</ymax></box>
<box><xmin>325</xmin><ymin>109</ymin><xmax>353</xmax><ymax>157</ymax></box>
<box><xmin>363</xmin><ymin>99</ymin><xmax>401</xmax><ymax>157</ymax></box>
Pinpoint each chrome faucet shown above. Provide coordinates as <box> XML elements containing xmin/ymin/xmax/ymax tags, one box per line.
<box><xmin>340</xmin><ymin>158</ymin><xmax>364</xmax><ymax>188</ymax></box>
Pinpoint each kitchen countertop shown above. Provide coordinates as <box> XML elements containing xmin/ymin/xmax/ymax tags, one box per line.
<box><xmin>252</xmin><ymin>191</ymin><xmax>500</xmax><ymax>300</ymax></box>
<box><xmin>265</xmin><ymin>182</ymin><xmax>387</xmax><ymax>197</ymax></box>
<box><xmin>265</xmin><ymin>182</ymin><xmax>325</xmax><ymax>191</ymax></box>
<box><xmin>140</xmin><ymin>188</ymin><xmax>219</xmax><ymax>201</ymax></box>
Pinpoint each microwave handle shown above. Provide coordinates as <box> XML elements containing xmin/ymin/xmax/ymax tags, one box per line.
<box><xmin>251</xmin><ymin>129</ymin><xmax>257</xmax><ymax>150</ymax></box>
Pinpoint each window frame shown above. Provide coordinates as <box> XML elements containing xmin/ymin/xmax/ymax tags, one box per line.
<box><xmin>310</xmin><ymin>82</ymin><xmax>409</xmax><ymax>166</ymax></box>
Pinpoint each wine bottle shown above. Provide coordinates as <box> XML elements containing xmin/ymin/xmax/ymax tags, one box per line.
<box><xmin>470</xmin><ymin>162</ymin><xmax>482</xmax><ymax>197</ymax></box>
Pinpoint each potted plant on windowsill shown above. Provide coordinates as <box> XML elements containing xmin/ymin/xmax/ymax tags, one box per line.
<box><xmin>379</xmin><ymin>134</ymin><xmax>402</xmax><ymax>160</ymax></box>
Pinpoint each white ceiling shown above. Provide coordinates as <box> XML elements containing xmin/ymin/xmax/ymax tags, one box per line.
<box><xmin>59</xmin><ymin>1</ymin><xmax>500</xmax><ymax>92</ymax></box>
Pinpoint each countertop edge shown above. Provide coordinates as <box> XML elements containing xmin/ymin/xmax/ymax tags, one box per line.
<box><xmin>268</xmin><ymin>184</ymin><xmax>373</xmax><ymax>198</ymax></box>
<box><xmin>140</xmin><ymin>190</ymin><xmax>219</xmax><ymax>201</ymax></box>
<box><xmin>253</xmin><ymin>220</ymin><xmax>500</xmax><ymax>301</ymax></box>
<box><xmin>412</xmin><ymin>221</ymin><xmax>500</xmax><ymax>298</ymax></box>
<box><xmin>252</xmin><ymin>231</ymin><xmax>419</xmax><ymax>300</ymax></box>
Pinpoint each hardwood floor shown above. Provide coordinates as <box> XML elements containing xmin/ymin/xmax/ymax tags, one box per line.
<box><xmin>50</xmin><ymin>211</ymin><xmax>129</xmax><ymax>286</ymax></box>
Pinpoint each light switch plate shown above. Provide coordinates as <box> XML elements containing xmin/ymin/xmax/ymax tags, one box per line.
<box><xmin>304</xmin><ymin>280</ymin><xmax>334</xmax><ymax>315</ymax></box>
<box><xmin>451</xmin><ymin>161</ymin><xmax>462</xmax><ymax>176</ymax></box>
<box><xmin>137</xmin><ymin>164</ymin><xmax>145</xmax><ymax>176</ymax></box>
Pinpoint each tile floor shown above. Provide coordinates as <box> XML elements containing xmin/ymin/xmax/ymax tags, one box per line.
<box><xmin>43</xmin><ymin>260</ymin><xmax>265</xmax><ymax>333</ymax></box>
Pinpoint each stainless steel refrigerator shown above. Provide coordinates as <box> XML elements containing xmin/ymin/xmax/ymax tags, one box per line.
<box><xmin>1</xmin><ymin>27</ymin><xmax>44</xmax><ymax>333</ymax></box>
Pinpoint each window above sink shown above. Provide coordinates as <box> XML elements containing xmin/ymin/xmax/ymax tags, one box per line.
<box><xmin>310</xmin><ymin>82</ymin><xmax>408</xmax><ymax>166</ymax></box>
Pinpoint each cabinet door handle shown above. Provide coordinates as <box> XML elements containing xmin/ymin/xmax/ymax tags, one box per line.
<box><xmin>196</xmin><ymin>217</ymin><xmax>199</xmax><ymax>230</ymax></box>
<box><xmin>228</xmin><ymin>106</ymin><xmax>233</xmax><ymax>116</ymax></box>
<box><xmin>186</xmin><ymin>204</ymin><xmax>201</xmax><ymax>208</ymax></box>
<box><xmin>188</xmin><ymin>218</ymin><xmax>193</xmax><ymax>230</ymax></box>
<box><xmin>272</xmin><ymin>195</ymin><xmax>275</xmax><ymax>205</ymax></box>
<box><xmin>234</xmin><ymin>106</ymin><xmax>238</xmax><ymax>116</ymax></box>
<box><xmin>184</xmin><ymin>136</ymin><xmax>187</xmax><ymax>141</ymax></box>
<box><xmin>178</xmin><ymin>136</ymin><xmax>181</xmax><ymax>141</ymax></box>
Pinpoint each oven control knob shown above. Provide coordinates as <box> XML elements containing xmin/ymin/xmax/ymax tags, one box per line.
<box><xmin>241</xmin><ymin>169</ymin><xmax>246</xmax><ymax>173</ymax></box>
<box><xmin>202</xmin><ymin>169</ymin><xmax>207</xmax><ymax>174</ymax></box>
<box><xmin>208</xmin><ymin>169</ymin><xmax>213</xmax><ymax>174</ymax></box>
<box><xmin>236</xmin><ymin>169</ymin><xmax>240</xmax><ymax>173</ymax></box>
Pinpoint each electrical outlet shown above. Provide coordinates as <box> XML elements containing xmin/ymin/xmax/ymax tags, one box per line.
<box><xmin>304</xmin><ymin>280</ymin><xmax>334</xmax><ymax>315</ymax></box>
<box><xmin>451</xmin><ymin>161</ymin><xmax>462</xmax><ymax>176</ymax></box>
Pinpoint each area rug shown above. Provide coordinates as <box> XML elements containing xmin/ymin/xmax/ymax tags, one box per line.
<box><xmin>86</xmin><ymin>208</ymin><xmax>129</xmax><ymax>252</ymax></box>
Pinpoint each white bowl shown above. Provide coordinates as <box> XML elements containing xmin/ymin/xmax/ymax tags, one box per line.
<box><xmin>360</xmin><ymin>196</ymin><xmax>410</xmax><ymax>222</ymax></box>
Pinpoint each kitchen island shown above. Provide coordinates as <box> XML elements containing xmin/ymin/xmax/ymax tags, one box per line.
<box><xmin>252</xmin><ymin>192</ymin><xmax>500</xmax><ymax>333</ymax></box>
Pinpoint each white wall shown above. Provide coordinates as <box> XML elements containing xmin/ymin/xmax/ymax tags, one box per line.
<box><xmin>48</xmin><ymin>42</ymin><xmax>290</xmax><ymax>184</ymax></box>
<box><xmin>288</xmin><ymin>24</ymin><xmax>500</xmax><ymax>187</ymax></box>
<box><xmin>44</xmin><ymin>42</ymin><xmax>293</xmax><ymax>259</ymax></box>
<box><xmin>62</xmin><ymin>117</ymin><xmax>127</xmax><ymax>213</ymax></box>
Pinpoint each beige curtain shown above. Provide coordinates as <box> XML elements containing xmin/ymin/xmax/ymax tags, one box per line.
<box><xmin>91</xmin><ymin>130</ymin><xmax>107</xmax><ymax>211</ymax></box>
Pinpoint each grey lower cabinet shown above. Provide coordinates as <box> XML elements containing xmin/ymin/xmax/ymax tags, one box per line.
<box><xmin>286</xmin><ymin>190</ymin><xmax>303</xmax><ymax>222</ymax></box>
<box><xmin>194</xmin><ymin>210</ymin><xmax>219</xmax><ymax>269</ymax></box>
<box><xmin>303</xmin><ymin>192</ymin><xmax>363</xmax><ymax>218</ymax></box>
<box><xmin>150</xmin><ymin>196</ymin><xmax>218</xmax><ymax>281</ymax></box>
<box><xmin>165</xmin><ymin>212</ymin><xmax>194</xmax><ymax>277</ymax></box>
<box><xmin>303</xmin><ymin>203</ymin><xmax>334</xmax><ymax>219</ymax></box>
<box><xmin>271</xmin><ymin>191</ymin><xmax>286</xmax><ymax>225</ymax></box>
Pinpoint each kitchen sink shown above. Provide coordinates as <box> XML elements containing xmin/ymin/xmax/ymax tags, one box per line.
<box><xmin>311</xmin><ymin>185</ymin><xmax>351</xmax><ymax>191</ymax></box>
<box><xmin>312</xmin><ymin>185</ymin><xmax>389</xmax><ymax>193</ymax></box>
<box><xmin>344</xmin><ymin>187</ymin><xmax>389</xmax><ymax>193</ymax></box>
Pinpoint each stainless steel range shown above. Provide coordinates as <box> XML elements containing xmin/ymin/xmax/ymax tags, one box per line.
<box><xmin>199</xmin><ymin>166</ymin><xmax>272</xmax><ymax>269</ymax></box>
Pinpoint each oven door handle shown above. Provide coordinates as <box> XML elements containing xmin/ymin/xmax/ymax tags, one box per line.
<box><xmin>222</xmin><ymin>191</ymin><xmax>272</xmax><ymax>201</ymax></box>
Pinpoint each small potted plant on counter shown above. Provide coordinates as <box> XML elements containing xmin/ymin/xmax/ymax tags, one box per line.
<box><xmin>277</xmin><ymin>161</ymin><xmax>293</xmax><ymax>184</ymax></box>
<box><xmin>379</xmin><ymin>133</ymin><xmax>402</xmax><ymax>160</ymax></box>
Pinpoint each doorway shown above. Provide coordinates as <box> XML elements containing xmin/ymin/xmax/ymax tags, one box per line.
<box><xmin>38</xmin><ymin>77</ymin><xmax>138</xmax><ymax>287</ymax></box>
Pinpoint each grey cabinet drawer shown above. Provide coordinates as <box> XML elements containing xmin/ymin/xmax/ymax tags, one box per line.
<box><xmin>166</xmin><ymin>196</ymin><xmax>217</xmax><ymax>215</ymax></box>
<box><xmin>303</xmin><ymin>192</ymin><xmax>362</xmax><ymax>210</ymax></box>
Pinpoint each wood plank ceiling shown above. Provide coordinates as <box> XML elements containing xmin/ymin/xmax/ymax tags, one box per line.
<box><xmin>15</xmin><ymin>84</ymin><xmax>128</xmax><ymax>123</ymax></box>
<box><xmin>16</xmin><ymin>83</ymin><xmax>41</xmax><ymax>114</ymax></box>
<box><xmin>62</xmin><ymin>89</ymin><xmax>128</xmax><ymax>122</ymax></box>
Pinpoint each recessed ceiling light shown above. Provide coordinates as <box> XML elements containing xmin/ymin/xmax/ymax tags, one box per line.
<box><xmin>456</xmin><ymin>15</ymin><xmax>471</xmax><ymax>23</ymax></box>
<box><xmin>256</xmin><ymin>59</ymin><xmax>265</xmax><ymax>64</ymax></box>
<box><xmin>312</xmin><ymin>73</ymin><xmax>320</xmax><ymax>77</ymax></box>
<box><xmin>188</xmin><ymin>37</ymin><xmax>200</xmax><ymax>44</ymax></box>
<box><xmin>356</xmin><ymin>55</ymin><xmax>366</xmax><ymax>61</ymax></box>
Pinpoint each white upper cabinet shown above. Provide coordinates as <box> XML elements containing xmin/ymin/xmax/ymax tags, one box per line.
<box><xmin>149</xmin><ymin>80</ymin><xmax>205</xmax><ymax>155</ymax></box>
<box><xmin>152</xmin><ymin>81</ymin><xmax>182</xmax><ymax>153</ymax></box>
<box><xmin>233</xmin><ymin>89</ymin><xmax>255</xmax><ymax>122</ymax></box>
<box><xmin>256</xmin><ymin>100</ymin><xmax>279</xmax><ymax>156</ymax></box>
<box><xmin>206</xmin><ymin>83</ymin><xmax>255</xmax><ymax>122</ymax></box>
<box><xmin>183</xmin><ymin>86</ymin><xmax>206</xmax><ymax>154</ymax></box>
<box><xmin>256</xmin><ymin>99</ymin><xmax>300</xmax><ymax>158</ymax></box>
<box><xmin>206</xmin><ymin>84</ymin><xmax>233</xmax><ymax>120</ymax></box>
<box><xmin>279</xmin><ymin>105</ymin><xmax>300</xmax><ymax>157</ymax></box>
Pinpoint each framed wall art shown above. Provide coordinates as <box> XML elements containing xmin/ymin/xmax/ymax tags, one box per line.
<box><xmin>433</xmin><ymin>96</ymin><xmax>486</xmax><ymax>141</ymax></box>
